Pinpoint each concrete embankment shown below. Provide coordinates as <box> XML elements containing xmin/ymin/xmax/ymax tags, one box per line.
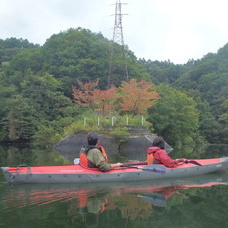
<box><xmin>53</xmin><ymin>127</ymin><xmax>173</xmax><ymax>161</ymax></box>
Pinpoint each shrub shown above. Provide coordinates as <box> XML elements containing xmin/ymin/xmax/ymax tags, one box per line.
<box><xmin>108</xmin><ymin>127</ymin><xmax>130</xmax><ymax>143</ymax></box>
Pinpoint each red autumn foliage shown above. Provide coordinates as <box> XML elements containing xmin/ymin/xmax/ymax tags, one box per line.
<box><xmin>71</xmin><ymin>79</ymin><xmax>99</xmax><ymax>107</ymax></box>
<box><xmin>92</xmin><ymin>87</ymin><xmax>117</xmax><ymax>115</ymax></box>
<box><xmin>118</xmin><ymin>79</ymin><xmax>159</xmax><ymax>115</ymax></box>
<box><xmin>71</xmin><ymin>79</ymin><xmax>159</xmax><ymax>116</ymax></box>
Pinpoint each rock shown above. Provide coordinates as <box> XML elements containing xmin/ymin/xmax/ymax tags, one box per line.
<box><xmin>53</xmin><ymin>128</ymin><xmax>173</xmax><ymax>162</ymax></box>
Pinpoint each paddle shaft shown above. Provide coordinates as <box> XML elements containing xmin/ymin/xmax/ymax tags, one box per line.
<box><xmin>120</xmin><ymin>164</ymin><xmax>166</xmax><ymax>174</ymax></box>
<box><xmin>178</xmin><ymin>160</ymin><xmax>202</xmax><ymax>166</ymax></box>
<box><xmin>122</xmin><ymin>161</ymin><xmax>147</xmax><ymax>166</ymax></box>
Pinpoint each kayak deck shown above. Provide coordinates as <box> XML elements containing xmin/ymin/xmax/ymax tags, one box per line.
<box><xmin>6</xmin><ymin>158</ymin><xmax>222</xmax><ymax>174</ymax></box>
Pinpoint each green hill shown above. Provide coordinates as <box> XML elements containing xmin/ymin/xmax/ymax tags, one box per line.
<box><xmin>0</xmin><ymin>28</ymin><xmax>227</xmax><ymax>146</ymax></box>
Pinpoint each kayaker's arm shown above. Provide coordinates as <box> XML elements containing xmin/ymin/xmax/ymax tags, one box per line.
<box><xmin>110</xmin><ymin>163</ymin><xmax>122</xmax><ymax>168</ymax></box>
<box><xmin>155</xmin><ymin>150</ymin><xmax>178</xmax><ymax>168</ymax></box>
<box><xmin>87</xmin><ymin>149</ymin><xmax>122</xmax><ymax>171</ymax></box>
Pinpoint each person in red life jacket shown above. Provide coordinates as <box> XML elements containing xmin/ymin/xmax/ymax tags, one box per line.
<box><xmin>147</xmin><ymin>136</ymin><xmax>179</xmax><ymax>168</ymax></box>
<box><xmin>80</xmin><ymin>132</ymin><xmax>122</xmax><ymax>171</ymax></box>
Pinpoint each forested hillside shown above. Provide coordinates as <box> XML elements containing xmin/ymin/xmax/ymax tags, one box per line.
<box><xmin>139</xmin><ymin>45</ymin><xmax>228</xmax><ymax>144</ymax></box>
<box><xmin>0</xmin><ymin>28</ymin><xmax>227</xmax><ymax>148</ymax></box>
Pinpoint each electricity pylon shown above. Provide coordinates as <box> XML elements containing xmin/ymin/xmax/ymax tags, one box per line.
<box><xmin>108</xmin><ymin>0</ymin><xmax>129</xmax><ymax>87</ymax></box>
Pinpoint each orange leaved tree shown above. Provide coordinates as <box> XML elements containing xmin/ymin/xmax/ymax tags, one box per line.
<box><xmin>118</xmin><ymin>79</ymin><xmax>159</xmax><ymax>115</ymax></box>
<box><xmin>92</xmin><ymin>87</ymin><xmax>117</xmax><ymax>116</ymax></box>
<box><xmin>71</xmin><ymin>79</ymin><xmax>99</xmax><ymax>107</ymax></box>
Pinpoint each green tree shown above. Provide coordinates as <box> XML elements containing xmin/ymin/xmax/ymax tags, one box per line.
<box><xmin>185</xmin><ymin>89</ymin><xmax>218</xmax><ymax>143</ymax></box>
<box><xmin>0</xmin><ymin>37</ymin><xmax>39</xmax><ymax>63</ymax></box>
<box><xmin>7</xmin><ymin>95</ymin><xmax>37</xmax><ymax>141</ymax></box>
<box><xmin>21</xmin><ymin>73</ymin><xmax>71</xmax><ymax>121</ymax></box>
<box><xmin>9</xmin><ymin>49</ymin><xmax>43</xmax><ymax>73</ymax></box>
<box><xmin>147</xmin><ymin>84</ymin><xmax>200</xmax><ymax>148</ymax></box>
<box><xmin>0</xmin><ymin>83</ymin><xmax>17</xmax><ymax>141</ymax></box>
<box><xmin>139</xmin><ymin>59</ymin><xmax>183</xmax><ymax>84</ymax></box>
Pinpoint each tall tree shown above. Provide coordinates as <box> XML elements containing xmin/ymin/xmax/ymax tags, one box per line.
<box><xmin>0</xmin><ymin>83</ymin><xmax>17</xmax><ymax>141</ymax></box>
<box><xmin>21</xmin><ymin>73</ymin><xmax>71</xmax><ymax>120</ymax></box>
<box><xmin>7</xmin><ymin>95</ymin><xmax>37</xmax><ymax>141</ymax></box>
<box><xmin>72</xmin><ymin>79</ymin><xmax>99</xmax><ymax>108</ymax></box>
<box><xmin>118</xmin><ymin>79</ymin><xmax>159</xmax><ymax>115</ymax></box>
<box><xmin>92</xmin><ymin>87</ymin><xmax>117</xmax><ymax>115</ymax></box>
<box><xmin>148</xmin><ymin>84</ymin><xmax>199</xmax><ymax>147</ymax></box>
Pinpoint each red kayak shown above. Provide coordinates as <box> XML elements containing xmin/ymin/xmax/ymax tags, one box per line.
<box><xmin>1</xmin><ymin>157</ymin><xmax>228</xmax><ymax>184</ymax></box>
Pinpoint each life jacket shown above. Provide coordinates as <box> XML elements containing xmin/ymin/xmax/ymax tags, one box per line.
<box><xmin>79</xmin><ymin>145</ymin><xmax>108</xmax><ymax>168</ymax></box>
<box><xmin>97</xmin><ymin>145</ymin><xmax>108</xmax><ymax>163</ymax></box>
<box><xmin>146</xmin><ymin>146</ymin><xmax>160</xmax><ymax>165</ymax></box>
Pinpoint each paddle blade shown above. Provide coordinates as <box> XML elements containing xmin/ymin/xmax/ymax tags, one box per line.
<box><xmin>178</xmin><ymin>159</ymin><xmax>202</xmax><ymax>166</ymax></box>
<box><xmin>139</xmin><ymin>164</ymin><xmax>166</xmax><ymax>174</ymax></box>
<box><xmin>188</xmin><ymin>160</ymin><xmax>202</xmax><ymax>166</ymax></box>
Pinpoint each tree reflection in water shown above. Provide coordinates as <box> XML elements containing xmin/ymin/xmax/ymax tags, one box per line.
<box><xmin>2</xmin><ymin>173</ymin><xmax>228</xmax><ymax>225</ymax></box>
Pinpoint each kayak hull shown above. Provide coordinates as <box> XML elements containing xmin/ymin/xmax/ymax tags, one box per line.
<box><xmin>1</xmin><ymin>157</ymin><xmax>228</xmax><ymax>184</ymax></box>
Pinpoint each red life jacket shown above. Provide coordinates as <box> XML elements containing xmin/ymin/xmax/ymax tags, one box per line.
<box><xmin>79</xmin><ymin>145</ymin><xmax>108</xmax><ymax>168</ymax></box>
<box><xmin>146</xmin><ymin>146</ymin><xmax>160</xmax><ymax>165</ymax></box>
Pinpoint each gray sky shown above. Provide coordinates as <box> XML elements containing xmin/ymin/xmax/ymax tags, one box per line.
<box><xmin>1</xmin><ymin>0</ymin><xmax>228</xmax><ymax>64</ymax></box>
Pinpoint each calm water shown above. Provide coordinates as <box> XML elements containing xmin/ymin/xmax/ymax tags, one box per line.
<box><xmin>0</xmin><ymin>144</ymin><xmax>228</xmax><ymax>228</ymax></box>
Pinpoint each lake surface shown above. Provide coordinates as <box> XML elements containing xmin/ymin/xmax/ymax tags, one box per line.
<box><xmin>0</xmin><ymin>144</ymin><xmax>228</xmax><ymax>228</ymax></box>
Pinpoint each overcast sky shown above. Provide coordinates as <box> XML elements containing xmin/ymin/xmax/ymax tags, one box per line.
<box><xmin>1</xmin><ymin>0</ymin><xmax>228</xmax><ymax>64</ymax></box>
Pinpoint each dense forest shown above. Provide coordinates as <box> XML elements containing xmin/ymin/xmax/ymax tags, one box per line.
<box><xmin>0</xmin><ymin>28</ymin><xmax>227</xmax><ymax>149</ymax></box>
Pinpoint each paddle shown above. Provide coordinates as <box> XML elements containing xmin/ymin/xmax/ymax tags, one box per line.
<box><xmin>73</xmin><ymin>159</ymin><xmax>148</xmax><ymax>166</ymax></box>
<box><xmin>120</xmin><ymin>164</ymin><xmax>166</xmax><ymax>174</ymax></box>
<box><xmin>122</xmin><ymin>161</ymin><xmax>147</xmax><ymax>166</ymax></box>
<box><xmin>178</xmin><ymin>160</ymin><xmax>202</xmax><ymax>166</ymax></box>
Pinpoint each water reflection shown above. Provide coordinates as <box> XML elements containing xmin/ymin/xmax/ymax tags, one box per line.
<box><xmin>0</xmin><ymin>144</ymin><xmax>71</xmax><ymax>167</ymax></box>
<box><xmin>2</xmin><ymin>172</ymin><xmax>228</xmax><ymax>214</ymax></box>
